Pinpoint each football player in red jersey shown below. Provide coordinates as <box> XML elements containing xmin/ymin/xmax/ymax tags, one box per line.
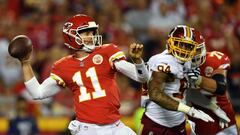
<box><xmin>17</xmin><ymin>14</ymin><xmax>149</xmax><ymax>135</ymax></box>
<box><xmin>185</xmin><ymin>30</ymin><xmax>239</xmax><ymax>135</ymax></box>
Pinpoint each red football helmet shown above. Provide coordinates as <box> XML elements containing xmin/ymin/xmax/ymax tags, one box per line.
<box><xmin>167</xmin><ymin>25</ymin><xmax>199</xmax><ymax>62</ymax></box>
<box><xmin>191</xmin><ymin>29</ymin><xmax>206</xmax><ymax>67</ymax></box>
<box><xmin>62</xmin><ymin>14</ymin><xmax>102</xmax><ymax>51</ymax></box>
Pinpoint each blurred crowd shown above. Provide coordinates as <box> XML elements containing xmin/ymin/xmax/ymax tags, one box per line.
<box><xmin>0</xmin><ymin>0</ymin><xmax>240</xmax><ymax>132</ymax></box>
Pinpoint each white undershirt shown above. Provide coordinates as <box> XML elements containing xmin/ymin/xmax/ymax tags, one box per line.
<box><xmin>24</xmin><ymin>60</ymin><xmax>148</xmax><ymax>99</ymax></box>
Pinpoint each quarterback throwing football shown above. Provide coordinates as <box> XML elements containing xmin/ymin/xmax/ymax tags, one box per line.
<box><xmin>15</xmin><ymin>14</ymin><xmax>149</xmax><ymax>135</ymax></box>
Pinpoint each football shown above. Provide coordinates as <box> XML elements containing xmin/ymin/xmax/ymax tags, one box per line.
<box><xmin>8</xmin><ymin>35</ymin><xmax>32</xmax><ymax>59</ymax></box>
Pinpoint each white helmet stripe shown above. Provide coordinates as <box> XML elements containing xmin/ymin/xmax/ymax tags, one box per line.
<box><xmin>88</xmin><ymin>21</ymin><xmax>98</xmax><ymax>28</ymax></box>
<box><xmin>190</xmin><ymin>28</ymin><xmax>194</xmax><ymax>39</ymax></box>
<box><xmin>171</xmin><ymin>27</ymin><xmax>177</xmax><ymax>37</ymax></box>
<box><xmin>183</xmin><ymin>26</ymin><xmax>187</xmax><ymax>37</ymax></box>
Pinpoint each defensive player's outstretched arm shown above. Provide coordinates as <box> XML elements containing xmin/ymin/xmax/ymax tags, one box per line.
<box><xmin>149</xmin><ymin>71</ymin><xmax>214</xmax><ymax>122</ymax></box>
<box><xmin>21</xmin><ymin>61</ymin><xmax>61</xmax><ymax>100</ymax></box>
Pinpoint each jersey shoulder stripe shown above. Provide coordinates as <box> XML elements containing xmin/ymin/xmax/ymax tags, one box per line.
<box><xmin>50</xmin><ymin>73</ymin><xmax>66</xmax><ymax>87</ymax></box>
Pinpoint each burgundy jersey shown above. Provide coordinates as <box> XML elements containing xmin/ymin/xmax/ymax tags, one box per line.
<box><xmin>190</xmin><ymin>51</ymin><xmax>237</xmax><ymax>134</ymax></box>
<box><xmin>51</xmin><ymin>44</ymin><xmax>126</xmax><ymax>124</ymax></box>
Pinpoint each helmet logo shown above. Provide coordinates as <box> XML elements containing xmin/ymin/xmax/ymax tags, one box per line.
<box><xmin>92</xmin><ymin>54</ymin><xmax>103</xmax><ymax>65</ymax></box>
<box><xmin>63</xmin><ymin>22</ymin><xmax>73</xmax><ymax>31</ymax></box>
<box><xmin>205</xmin><ymin>66</ymin><xmax>213</xmax><ymax>77</ymax></box>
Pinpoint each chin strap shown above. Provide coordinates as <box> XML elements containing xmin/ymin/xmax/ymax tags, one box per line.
<box><xmin>82</xmin><ymin>45</ymin><xmax>95</xmax><ymax>52</ymax></box>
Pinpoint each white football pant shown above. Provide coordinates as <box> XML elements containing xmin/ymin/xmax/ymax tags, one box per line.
<box><xmin>216</xmin><ymin>125</ymin><xmax>238</xmax><ymax>135</ymax></box>
<box><xmin>68</xmin><ymin>120</ymin><xmax>136</xmax><ymax>135</ymax></box>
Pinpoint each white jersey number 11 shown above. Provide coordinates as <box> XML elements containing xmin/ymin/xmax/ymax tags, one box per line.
<box><xmin>73</xmin><ymin>67</ymin><xmax>106</xmax><ymax>102</ymax></box>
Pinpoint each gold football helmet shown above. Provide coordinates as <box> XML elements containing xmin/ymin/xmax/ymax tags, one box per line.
<box><xmin>167</xmin><ymin>25</ymin><xmax>199</xmax><ymax>62</ymax></box>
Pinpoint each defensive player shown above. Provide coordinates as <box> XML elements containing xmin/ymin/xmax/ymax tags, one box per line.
<box><xmin>139</xmin><ymin>25</ymin><xmax>214</xmax><ymax>135</ymax></box>
<box><xmin>17</xmin><ymin>14</ymin><xmax>149</xmax><ymax>135</ymax></box>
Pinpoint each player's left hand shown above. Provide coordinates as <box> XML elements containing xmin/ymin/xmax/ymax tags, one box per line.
<box><xmin>219</xmin><ymin>119</ymin><xmax>228</xmax><ymax>129</ymax></box>
<box><xmin>213</xmin><ymin>107</ymin><xmax>230</xmax><ymax>123</ymax></box>
<box><xmin>219</xmin><ymin>119</ymin><xmax>229</xmax><ymax>129</ymax></box>
<box><xmin>129</xmin><ymin>43</ymin><xmax>143</xmax><ymax>64</ymax></box>
<box><xmin>212</xmin><ymin>107</ymin><xmax>230</xmax><ymax>129</ymax></box>
<box><xmin>186</xmin><ymin>68</ymin><xmax>202</xmax><ymax>86</ymax></box>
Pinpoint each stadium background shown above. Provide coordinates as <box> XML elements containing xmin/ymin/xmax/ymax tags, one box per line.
<box><xmin>0</xmin><ymin>0</ymin><xmax>240</xmax><ymax>134</ymax></box>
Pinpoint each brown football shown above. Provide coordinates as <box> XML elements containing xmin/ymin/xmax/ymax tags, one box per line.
<box><xmin>8</xmin><ymin>35</ymin><xmax>32</xmax><ymax>59</ymax></box>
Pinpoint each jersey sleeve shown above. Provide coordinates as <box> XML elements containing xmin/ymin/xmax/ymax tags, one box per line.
<box><xmin>50</xmin><ymin>61</ymin><xmax>66</xmax><ymax>88</ymax></box>
<box><xmin>106</xmin><ymin>44</ymin><xmax>126</xmax><ymax>67</ymax></box>
<box><xmin>148</xmin><ymin>54</ymin><xmax>182</xmax><ymax>77</ymax></box>
<box><xmin>207</xmin><ymin>51</ymin><xmax>231</xmax><ymax>70</ymax></box>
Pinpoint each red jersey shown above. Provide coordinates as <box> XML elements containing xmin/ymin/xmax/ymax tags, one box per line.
<box><xmin>190</xmin><ymin>51</ymin><xmax>237</xmax><ymax>134</ymax></box>
<box><xmin>51</xmin><ymin>44</ymin><xmax>126</xmax><ymax>124</ymax></box>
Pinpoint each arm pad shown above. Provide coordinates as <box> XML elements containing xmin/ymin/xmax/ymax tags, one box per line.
<box><xmin>177</xmin><ymin>102</ymin><xmax>191</xmax><ymax>113</ymax></box>
<box><xmin>24</xmin><ymin>77</ymin><xmax>61</xmax><ymax>99</ymax></box>
<box><xmin>212</xmin><ymin>74</ymin><xmax>227</xmax><ymax>95</ymax></box>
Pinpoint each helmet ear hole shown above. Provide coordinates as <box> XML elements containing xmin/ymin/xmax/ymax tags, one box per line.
<box><xmin>69</xmin><ymin>29</ymin><xmax>77</xmax><ymax>35</ymax></box>
<box><xmin>75</xmin><ymin>37</ymin><xmax>83</xmax><ymax>46</ymax></box>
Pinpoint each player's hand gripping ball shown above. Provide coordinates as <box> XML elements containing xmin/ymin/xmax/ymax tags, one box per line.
<box><xmin>8</xmin><ymin>35</ymin><xmax>32</xmax><ymax>60</ymax></box>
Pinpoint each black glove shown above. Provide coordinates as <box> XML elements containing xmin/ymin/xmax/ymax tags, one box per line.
<box><xmin>186</xmin><ymin>68</ymin><xmax>201</xmax><ymax>81</ymax></box>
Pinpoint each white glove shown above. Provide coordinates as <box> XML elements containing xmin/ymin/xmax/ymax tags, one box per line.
<box><xmin>212</xmin><ymin>107</ymin><xmax>230</xmax><ymax>128</ymax></box>
<box><xmin>187</xmin><ymin>107</ymin><xmax>215</xmax><ymax>122</ymax></box>
<box><xmin>219</xmin><ymin>119</ymin><xmax>229</xmax><ymax>129</ymax></box>
<box><xmin>213</xmin><ymin>107</ymin><xmax>230</xmax><ymax>123</ymax></box>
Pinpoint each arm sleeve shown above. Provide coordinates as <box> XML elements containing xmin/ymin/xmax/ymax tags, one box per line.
<box><xmin>114</xmin><ymin>60</ymin><xmax>149</xmax><ymax>83</ymax></box>
<box><xmin>185</xmin><ymin>89</ymin><xmax>218</xmax><ymax>110</ymax></box>
<box><xmin>24</xmin><ymin>77</ymin><xmax>61</xmax><ymax>100</ymax></box>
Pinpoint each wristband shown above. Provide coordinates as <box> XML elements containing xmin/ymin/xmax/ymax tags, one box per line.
<box><xmin>177</xmin><ymin>102</ymin><xmax>191</xmax><ymax>113</ymax></box>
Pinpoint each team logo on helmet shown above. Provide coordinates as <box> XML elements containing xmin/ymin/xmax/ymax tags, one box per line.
<box><xmin>205</xmin><ymin>66</ymin><xmax>214</xmax><ymax>77</ymax></box>
<box><xmin>92</xmin><ymin>54</ymin><xmax>103</xmax><ymax>65</ymax></box>
<box><xmin>63</xmin><ymin>22</ymin><xmax>73</xmax><ymax>32</ymax></box>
